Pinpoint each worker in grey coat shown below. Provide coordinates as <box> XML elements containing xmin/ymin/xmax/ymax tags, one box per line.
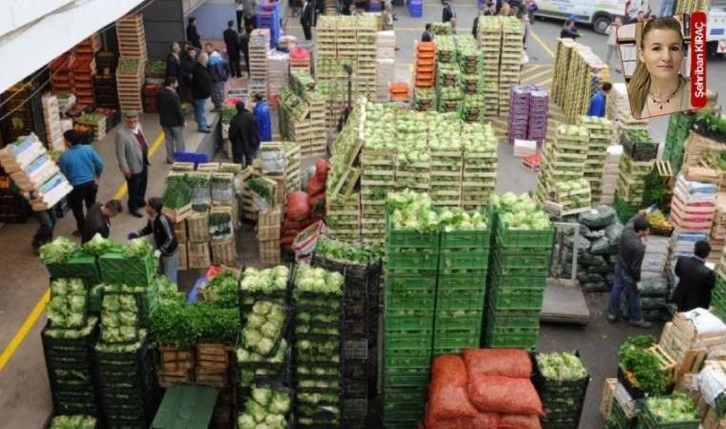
<box><xmin>115</xmin><ymin>110</ymin><xmax>150</xmax><ymax>218</ymax></box>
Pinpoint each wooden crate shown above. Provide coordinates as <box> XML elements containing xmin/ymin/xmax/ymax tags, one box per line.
<box><xmin>259</xmin><ymin>239</ymin><xmax>281</xmax><ymax>265</ymax></box>
<box><xmin>187</xmin><ymin>242</ymin><xmax>211</xmax><ymax>269</ymax></box>
<box><xmin>196</xmin><ymin>342</ymin><xmax>231</xmax><ymax>368</ymax></box>
<box><xmin>659</xmin><ymin>321</ymin><xmax>708</xmax><ymax>377</ymax></box>
<box><xmin>648</xmin><ymin>344</ymin><xmax>678</xmax><ymax>383</ymax></box>
<box><xmin>187</xmin><ymin>211</ymin><xmax>211</xmax><ymax>242</ymax></box>
<box><xmin>159</xmin><ymin>346</ymin><xmax>195</xmax><ymax>371</ymax></box>
<box><xmin>599</xmin><ymin>378</ymin><xmax>617</xmax><ymax>421</ymax></box>
<box><xmin>178</xmin><ymin>243</ymin><xmax>188</xmax><ymax>271</ymax></box>
<box><xmin>211</xmin><ymin>238</ymin><xmax>237</xmax><ymax>266</ymax></box>
<box><xmin>258</xmin><ymin>206</ymin><xmax>282</xmax><ymax>240</ymax></box>
<box><xmin>158</xmin><ymin>370</ymin><xmax>193</xmax><ymax>388</ymax></box>
<box><xmin>194</xmin><ymin>367</ymin><xmax>229</xmax><ymax>388</ymax></box>
<box><xmin>162</xmin><ymin>203</ymin><xmax>192</xmax><ymax>223</ymax></box>
<box><xmin>704</xmin><ymin>407</ymin><xmax>726</xmax><ymax>429</ymax></box>
<box><xmin>174</xmin><ymin>220</ymin><xmax>187</xmax><ymax>243</ymax></box>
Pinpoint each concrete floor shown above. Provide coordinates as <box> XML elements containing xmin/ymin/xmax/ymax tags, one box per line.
<box><xmin>2</xmin><ymin>0</ymin><xmax>726</xmax><ymax>427</ymax></box>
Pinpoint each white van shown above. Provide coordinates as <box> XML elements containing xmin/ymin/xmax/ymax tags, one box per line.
<box><xmin>533</xmin><ymin>0</ymin><xmax>631</xmax><ymax>34</ymax></box>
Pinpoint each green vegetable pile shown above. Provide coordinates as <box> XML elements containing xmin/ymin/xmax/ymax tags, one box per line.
<box><xmin>438</xmin><ymin>208</ymin><xmax>487</xmax><ymax>232</ymax></box>
<box><xmin>123</xmin><ymin>237</ymin><xmax>153</xmax><ymax>258</ymax></box>
<box><xmin>188</xmin><ymin>173</ymin><xmax>211</xmax><ymax>212</ymax></box>
<box><xmin>491</xmin><ymin>192</ymin><xmax>552</xmax><ymax>230</ymax></box>
<box><xmin>240</xmin><ymin>266</ymin><xmax>290</xmax><ymax>295</ymax></box>
<box><xmin>209</xmin><ymin>211</ymin><xmax>233</xmax><ymax>240</ymax></box>
<box><xmin>82</xmin><ymin>233</ymin><xmax>115</xmax><ymax>256</ymax></box>
<box><xmin>386</xmin><ymin>190</ymin><xmax>439</xmax><ymax>233</ymax></box>
<box><xmin>151</xmin><ymin>300</ymin><xmax>240</xmax><ymax>349</ymax></box>
<box><xmin>247</xmin><ymin>177</ymin><xmax>274</xmax><ymax>205</ymax></box>
<box><xmin>314</xmin><ymin>236</ymin><xmax>379</xmax><ymax>265</ymax></box>
<box><xmin>162</xmin><ymin>174</ymin><xmax>192</xmax><ymax>209</ymax></box>
<box><xmin>199</xmin><ymin>269</ymin><xmax>239</xmax><ymax>308</ymax></box>
<box><xmin>50</xmin><ymin>415</ymin><xmax>97</xmax><ymax>429</ymax></box>
<box><xmin>47</xmin><ymin>278</ymin><xmax>87</xmax><ymax>329</ymax></box>
<box><xmin>40</xmin><ymin>237</ymin><xmax>80</xmax><ymax>264</ymax></box>
<box><xmin>101</xmin><ymin>294</ymin><xmax>140</xmax><ymax>344</ymax></box>
<box><xmin>536</xmin><ymin>352</ymin><xmax>588</xmax><ymax>381</ymax></box>
<box><xmin>44</xmin><ymin>316</ymin><xmax>97</xmax><ymax>340</ymax></box>
<box><xmin>241</xmin><ymin>300</ymin><xmax>287</xmax><ymax>356</ymax></box>
<box><xmin>618</xmin><ymin>335</ymin><xmax>671</xmax><ymax>395</ymax></box>
<box><xmin>237</xmin><ymin>384</ymin><xmax>291</xmax><ymax>429</ymax></box>
<box><xmin>294</xmin><ymin>265</ymin><xmax>344</xmax><ymax>296</ymax></box>
<box><xmin>645</xmin><ymin>392</ymin><xmax>700</xmax><ymax>423</ymax></box>
<box><xmin>236</xmin><ymin>339</ymin><xmax>288</xmax><ymax>386</ymax></box>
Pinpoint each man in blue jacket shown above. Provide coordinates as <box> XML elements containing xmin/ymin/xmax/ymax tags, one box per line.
<box><xmin>58</xmin><ymin>129</ymin><xmax>104</xmax><ymax>236</ymax></box>
<box><xmin>587</xmin><ymin>82</ymin><xmax>612</xmax><ymax>118</ymax></box>
<box><xmin>253</xmin><ymin>93</ymin><xmax>272</xmax><ymax>142</ymax></box>
<box><xmin>205</xmin><ymin>43</ymin><xmax>230</xmax><ymax>111</ymax></box>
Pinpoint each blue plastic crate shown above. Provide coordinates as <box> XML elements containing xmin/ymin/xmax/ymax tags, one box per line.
<box><xmin>173</xmin><ymin>152</ymin><xmax>209</xmax><ymax>166</ymax></box>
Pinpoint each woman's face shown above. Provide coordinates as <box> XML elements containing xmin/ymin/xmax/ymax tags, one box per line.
<box><xmin>639</xmin><ymin>28</ymin><xmax>684</xmax><ymax>81</ymax></box>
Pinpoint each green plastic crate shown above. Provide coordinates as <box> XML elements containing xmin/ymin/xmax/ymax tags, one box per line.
<box><xmin>485</xmin><ymin>324</ymin><xmax>539</xmax><ymax>349</ymax></box>
<box><xmin>436</xmin><ymin>272</ymin><xmax>486</xmax><ymax>290</ymax></box>
<box><xmin>433</xmin><ymin>328</ymin><xmax>481</xmax><ymax>352</ymax></box>
<box><xmin>485</xmin><ymin>309</ymin><xmax>540</xmax><ymax>328</ymax></box>
<box><xmin>385</xmin><ymin>353</ymin><xmax>432</xmax><ymax>369</ymax></box>
<box><xmin>438</xmin><ymin>264</ymin><xmax>489</xmax><ymax>276</ymax></box>
<box><xmin>45</xmin><ymin>251</ymin><xmax>102</xmax><ymax>284</ymax></box>
<box><xmin>98</xmin><ymin>251</ymin><xmax>156</xmax><ymax>287</ymax></box>
<box><xmin>384</xmin><ymin>331</ymin><xmax>434</xmax><ymax>351</ymax></box>
<box><xmin>386</xmin><ymin>215</ymin><xmax>441</xmax><ymax>250</ymax></box>
<box><xmin>435</xmin><ymin>310</ymin><xmax>484</xmax><ymax>331</ymax></box>
<box><xmin>495</xmin><ymin>219</ymin><xmax>554</xmax><ymax>250</ymax></box>
<box><xmin>485</xmin><ymin>263</ymin><xmax>547</xmax><ymax>289</ymax></box>
<box><xmin>383</xmin><ymin>368</ymin><xmax>430</xmax><ymax>387</ymax></box>
<box><xmin>386</xmin><ymin>290</ymin><xmax>435</xmax><ymax>310</ymax></box>
<box><xmin>385</xmin><ymin>248</ymin><xmax>440</xmax><ymax>273</ymax></box>
<box><xmin>488</xmin><ymin>285</ymin><xmax>545</xmax><ymax>310</ymax></box>
<box><xmin>440</xmin><ymin>228</ymin><xmax>492</xmax><ymax>250</ymax></box>
<box><xmin>439</xmin><ymin>249</ymin><xmax>490</xmax><ymax>270</ymax></box>
<box><xmin>490</xmin><ymin>253</ymin><xmax>550</xmax><ymax>276</ymax></box>
<box><xmin>435</xmin><ymin>292</ymin><xmax>487</xmax><ymax>311</ymax></box>
<box><xmin>385</xmin><ymin>310</ymin><xmax>435</xmax><ymax>331</ymax></box>
<box><xmin>494</xmin><ymin>248</ymin><xmax>551</xmax><ymax>268</ymax></box>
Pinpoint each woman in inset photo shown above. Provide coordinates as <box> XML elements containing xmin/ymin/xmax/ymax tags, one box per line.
<box><xmin>627</xmin><ymin>16</ymin><xmax>690</xmax><ymax>119</ymax></box>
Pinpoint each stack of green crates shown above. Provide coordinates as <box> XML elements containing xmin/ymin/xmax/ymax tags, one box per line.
<box><xmin>710</xmin><ymin>262</ymin><xmax>726</xmax><ymax>320</ymax></box>
<box><xmin>664</xmin><ymin>112</ymin><xmax>695</xmax><ymax>173</ymax></box>
<box><xmin>433</xmin><ymin>217</ymin><xmax>491</xmax><ymax>354</ymax></box>
<box><xmin>484</xmin><ymin>215</ymin><xmax>554</xmax><ymax>350</ymax></box>
<box><xmin>382</xmin><ymin>217</ymin><xmax>438</xmax><ymax>429</ymax></box>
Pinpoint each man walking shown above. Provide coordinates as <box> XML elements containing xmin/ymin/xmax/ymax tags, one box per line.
<box><xmin>186</xmin><ymin>17</ymin><xmax>202</xmax><ymax>49</ymax></box>
<box><xmin>128</xmin><ymin>197</ymin><xmax>180</xmax><ymax>283</ymax></box>
<box><xmin>607</xmin><ymin>211</ymin><xmax>652</xmax><ymax>328</ymax></box>
<box><xmin>224</xmin><ymin>20</ymin><xmax>243</xmax><ymax>78</ymax></box>
<box><xmin>165</xmin><ymin>42</ymin><xmax>183</xmax><ymax>82</ymax></box>
<box><xmin>81</xmin><ymin>199</ymin><xmax>123</xmax><ymax>244</ymax></box>
<box><xmin>228</xmin><ymin>101</ymin><xmax>260</xmax><ymax>166</ymax></box>
<box><xmin>253</xmin><ymin>93</ymin><xmax>272</xmax><ymax>142</ymax></box>
<box><xmin>156</xmin><ymin>77</ymin><xmax>187</xmax><ymax>164</ymax></box>
<box><xmin>673</xmin><ymin>241</ymin><xmax>717</xmax><ymax>312</ymax></box>
<box><xmin>240</xmin><ymin>26</ymin><xmax>251</xmax><ymax>76</ymax></box>
<box><xmin>442</xmin><ymin>1</ymin><xmax>456</xmax><ymax>23</ymax></box>
<box><xmin>301</xmin><ymin>0</ymin><xmax>314</xmax><ymax>41</ymax></box>
<box><xmin>58</xmin><ymin>129</ymin><xmax>104</xmax><ymax>236</ymax></box>
<box><xmin>587</xmin><ymin>82</ymin><xmax>612</xmax><ymax>117</ymax></box>
<box><xmin>205</xmin><ymin>43</ymin><xmax>230</xmax><ymax>111</ymax></box>
<box><xmin>115</xmin><ymin>110</ymin><xmax>150</xmax><ymax>218</ymax></box>
<box><xmin>192</xmin><ymin>52</ymin><xmax>213</xmax><ymax>133</ymax></box>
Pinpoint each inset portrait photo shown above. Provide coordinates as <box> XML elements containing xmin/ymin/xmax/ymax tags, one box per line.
<box><xmin>617</xmin><ymin>14</ymin><xmax>706</xmax><ymax>120</ymax></box>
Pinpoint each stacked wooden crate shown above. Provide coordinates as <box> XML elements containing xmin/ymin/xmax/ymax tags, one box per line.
<box><xmin>42</xmin><ymin>95</ymin><xmax>64</xmax><ymax>151</ymax></box>
<box><xmin>600</xmin><ymin>145</ymin><xmax>623</xmax><ymax>205</ymax></box>
<box><xmin>355</xmin><ymin>20</ymin><xmax>378</xmax><ymax>102</ymax></box>
<box><xmin>116</xmin><ymin>58</ymin><xmax>144</xmax><ymax>112</ymax></box>
<box><xmin>289</xmin><ymin>46</ymin><xmax>311</xmax><ymax>74</ymax></box>
<box><xmin>580</xmin><ymin>116</ymin><xmax>614</xmax><ymax>204</ymax></box>
<box><xmin>552</xmin><ymin>40</ymin><xmax>611</xmax><ymax>122</ymax></box>
<box><xmin>257</xmin><ymin>205</ymin><xmax>282</xmax><ymax>264</ymax></box>
<box><xmin>268</xmin><ymin>51</ymin><xmax>289</xmax><ymax>102</ymax></box>
<box><xmin>477</xmin><ymin>16</ymin><xmax>501</xmax><ymax>117</ymax></box>
<box><xmin>72</xmin><ymin>36</ymin><xmax>101</xmax><ymax>107</ymax></box>
<box><xmin>711</xmin><ymin>193</ymin><xmax>726</xmax><ymax>260</ymax></box>
<box><xmin>607</xmin><ymin>83</ymin><xmax>649</xmax><ymax>146</ymax></box>
<box><xmin>279</xmin><ymin>71</ymin><xmax>327</xmax><ymax>157</ymax></box>
<box><xmin>360</xmin><ymin>140</ymin><xmax>394</xmax><ymax>243</ymax></box>
<box><xmin>460</xmin><ymin>122</ymin><xmax>497</xmax><ymax>210</ymax></box>
<box><xmin>94</xmin><ymin>51</ymin><xmax>119</xmax><ymax>108</ymax></box>
<box><xmin>429</xmin><ymin>125</ymin><xmax>463</xmax><ymax>208</ymax></box>
<box><xmin>498</xmin><ymin>16</ymin><xmax>523</xmax><ymax>115</ymax></box>
<box><xmin>260</xmin><ymin>142</ymin><xmax>302</xmax><ymax>204</ymax></box>
<box><xmin>249</xmin><ymin>29</ymin><xmax>271</xmax><ymax>98</ymax></box>
<box><xmin>306</xmin><ymin>91</ymin><xmax>327</xmax><ymax>157</ymax></box>
<box><xmin>117</xmin><ymin>14</ymin><xmax>148</xmax><ymax>62</ymax></box>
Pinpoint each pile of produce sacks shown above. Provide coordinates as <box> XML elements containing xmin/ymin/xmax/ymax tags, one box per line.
<box><xmin>281</xmin><ymin>160</ymin><xmax>329</xmax><ymax>251</ymax></box>
<box><xmin>561</xmin><ymin>206</ymin><xmax>624</xmax><ymax>292</ymax></box>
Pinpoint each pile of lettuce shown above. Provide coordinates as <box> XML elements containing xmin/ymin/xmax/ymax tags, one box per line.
<box><xmin>294</xmin><ymin>265</ymin><xmax>344</xmax><ymax>296</ymax></box>
<box><xmin>124</xmin><ymin>237</ymin><xmax>153</xmax><ymax>258</ymax></box>
<box><xmin>646</xmin><ymin>392</ymin><xmax>700</xmax><ymax>423</ymax></box>
<box><xmin>236</xmin><ymin>339</ymin><xmax>288</xmax><ymax>386</ymax></box>
<box><xmin>491</xmin><ymin>192</ymin><xmax>551</xmax><ymax>230</ymax></box>
<box><xmin>82</xmin><ymin>233</ymin><xmax>116</xmax><ymax>256</ymax></box>
<box><xmin>50</xmin><ymin>415</ymin><xmax>97</xmax><ymax>429</ymax></box>
<box><xmin>40</xmin><ymin>237</ymin><xmax>79</xmax><ymax>264</ymax></box>
<box><xmin>536</xmin><ymin>352</ymin><xmax>588</xmax><ymax>381</ymax></box>
<box><xmin>241</xmin><ymin>300</ymin><xmax>287</xmax><ymax>356</ymax></box>
<box><xmin>237</xmin><ymin>385</ymin><xmax>291</xmax><ymax>429</ymax></box>
<box><xmin>438</xmin><ymin>208</ymin><xmax>488</xmax><ymax>232</ymax></box>
<box><xmin>100</xmin><ymin>294</ymin><xmax>139</xmax><ymax>344</ymax></box>
<box><xmin>386</xmin><ymin>190</ymin><xmax>439</xmax><ymax>233</ymax></box>
<box><xmin>240</xmin><ymin>266</ymin><xmax>290</xmax><ymax>295</ymax></box>
<box><xmin>47</xmin><ymin>278</ymin><xmax>87</xmax><ymax>328</ymax></box>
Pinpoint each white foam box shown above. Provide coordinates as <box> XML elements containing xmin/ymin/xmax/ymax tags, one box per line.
<box><xmin>513</xmin><ymin>139</ymin><xmax>537</xmax><ymax>158</ymax></box>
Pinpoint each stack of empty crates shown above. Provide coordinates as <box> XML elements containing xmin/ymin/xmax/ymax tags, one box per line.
<box><xmin>94</xmin><ymin>51</ymin><xmax>119</xmax><ymax>109</ymax></box>
<box><xmin>249</xmin><ymin>29</ymin><xmax>270</xmax><ymax>99</ymax></box>
<box><xmin>498</xmin><ymin>16</ymin><xmax>523</xmax><ymax>115</ymax></box>
<box><xmin>42</xmin><ymin>95</ymin><xmax>64</xmax><ymax>151</ymax></box>
<box><xmin>580</xmin><ymin>115</ymin><xmax>614</xmax><ymax>204</ymax></box>
<box><xmin>477</xmin><ymin>16</ymin><xmax>501</xmax><ymax>117</ymax></box>
<box><xmin>376</xmin><ymin>31</ymin><xmax>396</xmax><ymax>102</ymax></box>
<box><xmin>116</xmin><ymin>14</ymin><xmax>147</xmax><ymax>112</ymax></box>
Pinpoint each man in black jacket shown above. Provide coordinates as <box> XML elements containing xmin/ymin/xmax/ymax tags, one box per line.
<box><xmin>186</xmin><ymin>17</ymin><xmax>202</xmax><ymax>49</ymax></box>
<box><xmin>301</xmin><ymin>0</ymin><xmax>314</xmax><ymax>41</ymax></box>
<box><xmin>442</xmin><ymin>1</ymin><xmax>455</xmax><ymax>22</ymax></box>
<box><xmin>81</xmin><ymin>200</ymin><xmax>123</xmax><ymax>244</ymax></box>
<box><xmin>608</xmin><ymin>211</ymin><xmax>651</xmax><ymax>327</ymax></box>
<box><xmin>224</xmin><ymin>20</ymin><xmax>242</xmax><ymax>78</ymax></box>
<box><xmin>240</xmin><ymin>26</ymin><xmax>251</xmax><ymax>75</ymax></box>
<box><xmin>179</xmin><ymin>46</ymin><xmax>197</xmax><ymax>103</ymax></box>
<box><xmin>228</xmin><ymin>100</ymin><xmax>260</xmax><ymax>166</ymax></box>
<box><xmin>166</xmin><ymin>42</ymin><xmax>183</xmax><ymax>82</ymax></box>
<box><xmin>673</xmin><ymin>241</ymin><xmax>717</xmax><ymax>312</ymax></box>
<box><xmin>422</xmin><ymin>23</ymin><xmax>433</xmax><ymax>42</ymax></box>
<box><xmin>192</xmin><ymin>52</ymin><xmax>213</xmax><ymax>133</ymax></box>
<box><xmin>128</xmin><ymin>197</ymin><xmax>179</xmax><ymax>283</ymax></box>
<box><xmin>156</xmin><ymin>77</ymin><xmax>187</xmax><ymax>163</ymax></box>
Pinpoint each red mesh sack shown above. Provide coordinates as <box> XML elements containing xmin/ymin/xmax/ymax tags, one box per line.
<box><xmin>282</xmin><ymin>218</ymin><xmax>314</xmax><ymax>232</ymax></box>
<box><xmin>427</xmin><ymin>355</ymin><xmax>478</xmax><ymax>420</ymax></box>
<box><xmin>286</xmin><ymin>191</ymin><xmax>311</xmax><ymax>221</ymax></box>
<box><xmin>499</xmin><ymin>414</ymin><xmax>542</xmax><ymax>429</ymax></box>
<box><xmin>307</xmin><ymin>175</ymin><xmax>326</xmax><ymax>197</ymax></box>
<box><xmin>315</xmin><ymin>159</ymin><xmax>329</xmax><ymax>181</ymax></box>
<box><xmin>425</xmin><ymin>413</ymin><xmax>499</xmax><ymax>429</ymax></box>
<box><xmin>462</xmin><ymin>348</ymin><xmax>532</xmax><ymax>379</ymax></box>
<box><xmin>468</xmin><ymin>375</ymin><xmax>544</xmax><ymax>416</ymax></box>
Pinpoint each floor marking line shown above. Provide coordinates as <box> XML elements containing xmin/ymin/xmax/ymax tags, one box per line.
<box><xmin>0</xmin><ymin>131</ymin><xmax>165</xmax><ymax>373</ymax></box>
<box><xmin>530</xmin><ymin>29</ymin><xmax>555</xmax><ymax>59</ymax></box>
<box><xmin>523</xmin><ymin>68</ymin><xmax>553</xmax><ymax>84</ymax></box>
